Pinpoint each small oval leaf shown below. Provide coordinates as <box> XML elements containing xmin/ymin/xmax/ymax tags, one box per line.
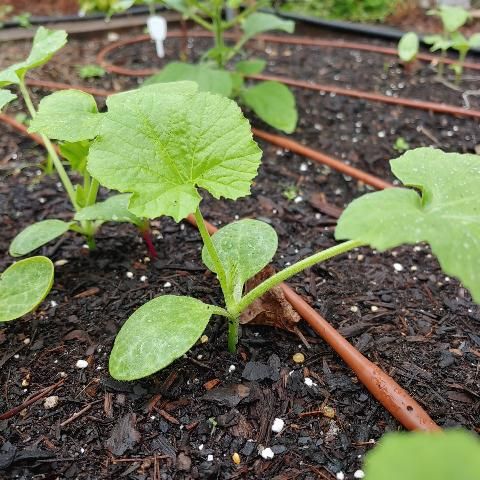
<box><xmin>109</xmin><ymin>295</ymin><xmax>215</xmax><ymax>380</ymax></box>
<box><xmin>398</xmin><ymin>32</ymin><xmax>419</xmax><ymax>62</ymax></box>
<box><xmin>202</xmin><ymin>219</ymin><xmax>278</xmax><ymax>300</ymax></box>
<box><xmin>10</xmin><ymin>220</ymin><xmax>73</xmax><ymax>257</ymax></box>
<box><xmin>0</xmin><ymin>256</ymin><xmax>54</xmax><ymax>322</ymax></box>
<box><xmin>335</xmin><ymin>148</ymin><xmax>480</xmax><ymax>303</ymax></box>
<box><xmin>0</xmin><ymin>89</ymin><xmax>16</xmax><ymax>111</ymax></box>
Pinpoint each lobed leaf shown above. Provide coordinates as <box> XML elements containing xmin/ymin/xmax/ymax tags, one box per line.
<box><xmin>88</xmin><ymin>83</ymin><xmax>262</xmax><ymax>222</ymax></box>
<box><xmin>241</xmin><ymin>12</ymin><xmax>295</xmax><ymax>40</ymax></box>
<box><xmin>0</xmin><ymin>89</ymin><xmax>16</xmax><ymax>111</ymax></box>
<box><xmin>10</xmin><ymin>220</ymin><xmax>74</xmax><ymax>257</ymax></box>
<box><xmin>109</xmin><ymin>295</ymin><xmax>215</xmax><ymax>380</ymax></box>
<box><xmin>0</xmin><ymin>256</ymin><xmax>54</xmax><ymax>322</ymax></box>
<box><xmin>363</xmin><ymin>430</ymin><xmax>480</xmax><ymax>480</ymax></box>
<box><xmin>202</xmin><ymin>219</ymin><xmax>278</xmax><ymax>301</ymax></box>
<box><xmin>241</xmin><ymin>80</ymin><xmax>297</xmax><ymax>133</ymax></box>
<box><xmin>0</xmin><ymin>27</ymin><xmax>67</xmax><ymax>86</ymax></box>
<box><xmin>29</xmin><ymin>89</ymin><xmax>101</xmax><ymax>142</ymax></box>
<box><xmin>74</xmin><ymin>194</ymin><xmax>143</xmax><ymax>226</ymax></box>
<box><xmin>335</xmin><ymin>147</ymin><xmax>480</xmax><ymax>303</ymax></box>
<box><xmin>144</xmin><ymin>62</ymin><xmax>233</xmax><ymax>97</ymax></box>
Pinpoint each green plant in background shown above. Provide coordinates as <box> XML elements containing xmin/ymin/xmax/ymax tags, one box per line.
<box><xmin>0</xmin><ymin>4</ymin><xmax>13</xmax><ymax>29</ymax></box>
<box><xmin>397</xmin><ymin>31</ymin><xmax>419</xmax><ymax>65</ymax></box>
<box><xmin>278</xmin><ymin>0</ymin><xmax>398</xmax><ymax>22</ymax></box>
<box><xmin>63</xmin><ymin>81</ymin><xmax>480</xmax><ymax>380</ymax></box>
<box><xmin>13</xmin><ymin>12</ymin><xmax>32</xmax><ymax>28</ymax></box>
<box><xmin>282</xmin><ymin>184</ymin><xmax>299</xmax><ymax>201</ymax></box>
<box><xmin>424</xmin><ymin>5</ymin><xmax>472</xmax><ymax>80</ymax></box>
<box><xmin>393</xmin><ymin>136</ymin><xmax>409</xmax><ymax>153</ymax></box>
<box><xmin>144</xmin><ymin>0</ymin><xmax>298</xmax><ymax>133</ymax></box>
<box><xmin>76</xmin><ymin>64</ymin><xmax>106</xmax><ymax>79</ymax></box>
<box><xmin>363</xmin><ymin>429</ymin><xmax>480</xmax><ymax>480</ymax></box>
<box><xmin>449</xmin><ymin>31</ymin><xmax>480</xmax><ymax>84</ymax></box>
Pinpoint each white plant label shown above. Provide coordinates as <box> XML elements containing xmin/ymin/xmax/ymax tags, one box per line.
<box><xmin>147</xmin><ymin>15</ymin><xmax>167</xmax><ymax>58</ymax></box>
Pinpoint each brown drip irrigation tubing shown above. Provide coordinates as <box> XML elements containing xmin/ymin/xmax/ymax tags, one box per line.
<box><xmin>96</xmin><ymin>32</ymin><xmax>480</xmax><ymax>120</ymax></box>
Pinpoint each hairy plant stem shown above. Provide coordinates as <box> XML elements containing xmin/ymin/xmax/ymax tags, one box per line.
<box><xmin>229</xmin><ymin>240</ymin><xmax>364</xmax><ymax>318</ymax></box>
<box><xmin>193</xmin><ymin>207</ymin><xmax>233</xmax><ymax>309</ymax></box>
<box><xmin>213</xmin><ymin>5</ymin><xmax>225</xmax><ymax>68</ymax></box>
<box><xmin>19</xmin><ymin>79</ymin><xmax>79</xmax><ymax>211</ymax></box>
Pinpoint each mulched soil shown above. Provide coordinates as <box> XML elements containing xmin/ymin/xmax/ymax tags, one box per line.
<box><xmin>1</xmin><ymin>25</ymin><xmax>480</xmax><ymax>480</ymax></box>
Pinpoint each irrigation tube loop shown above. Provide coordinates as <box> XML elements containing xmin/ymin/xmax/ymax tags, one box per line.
<box><xmin>7</xmin><ymin>29</ymin><xmax>473</xmax><ymax>430</ymax></box>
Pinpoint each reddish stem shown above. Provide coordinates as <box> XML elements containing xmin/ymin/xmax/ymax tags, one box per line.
<box><xmin>140</xmin><ymin>227</ymin><xmax>158</xmax><ymax>259</ymax></box>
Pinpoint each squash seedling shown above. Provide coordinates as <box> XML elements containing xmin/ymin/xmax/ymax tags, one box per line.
<box><xmin>0</xmin><ymin>27</ymin><xmax>157</xmax><ymax>259</ymax></box>
<box><xmin>75</xmin><ymin>82</ymin><xmax>480</xmax><ymax>381</ymax></box>
<box><xmin>397</xmin><ymin>32</ymin><xmax>419</xmax><ymax>73</ymax></box>
<box><xmin>144</xmin><ymin>0</ymin><xmax>298</xmax><ymax>133</ymax></box>
<box><xmin>425</xmin><ymin>5</ymin><xmax>471</xmax><ymax>79</ymax></box>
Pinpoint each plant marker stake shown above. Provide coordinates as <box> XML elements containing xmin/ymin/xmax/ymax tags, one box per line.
<box><xmin>147</xmin><ymin>15</ymin><xmax>167</xmax><ymax>58</ymax></box>
<box><xmin>186</xmin><ymin>213</ymin><xmax>440</xmax><ymax>432</ymax></box>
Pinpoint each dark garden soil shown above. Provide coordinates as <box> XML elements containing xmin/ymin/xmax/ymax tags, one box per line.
<box><xmin>1</xmin><ymin>26</ymin><xmax>480</xmax><ymax>480</ymax></box>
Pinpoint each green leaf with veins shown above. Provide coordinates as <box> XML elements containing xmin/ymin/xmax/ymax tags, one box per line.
<box><xmin>0</xmin><ymin>89</ymin><xmax>16</xmax><ymax>111</ymax></box>
<box><xmin>364</xmin><ymin>430</ymin><xmax>480</xmax><ymax>480</ymax></box>
<box><xmin>0</xmin><ymin>27</ymin><xmax>67</xmax><ymax>87</ymax></box>
<box><xmin>241</xmin><ymin>80</ymin><xmax>297</xmax><ymax>133</ymax></box>
<box><xmin>29</xmin><ymin>90</ymin><xmax>101</xmax><ymax>142</ymax></box>
<box><xmin>202</xmin><ymin>219</ymin><xmax>278</xmax><ymax>301</ymax></box>
<box><xmin>59</xmin><ymin>140</ymin><xmax>90</xmax><ymax>174</ymax></box>
<box><xmin>0</xmin><ymin>256</ymin><xmax>54</xmax><ymax>322</ymax></box>
<box><xmin>109</xmin><ymin>295</ymin><xmax>216</xmax><ymax>380</ymax></box>
<box><xmin>75</xmin><ymin>194</ymin><xmax>143</xmax><ymax>226</ymax></box>
<box><xmin>241</xmin><ymin>12</ymin><xmax>294</xmax><ymax>40</ymax></box>
<box><xmin>335</xmin><ymin>147</ymin><xmax>480</xmax><ymax>303</ymax></box>
<box><xmin>9</xmin><ymin>220</ymin><xmax>74</xmax><ymax>257</ymax></box>
<box><xmin>144</xmin><ymin>62</ymin><xmax>233</xmax><ymax>97</ymax></box>
<box><xmin>235</xmin><ymin>59</ymin><xmax>267</xmax><ymax>75</ymax></box>
<box><xmin>88</xmin><ymin>83</ymin><xmax>262</xmax><ymax>222</ymax></box>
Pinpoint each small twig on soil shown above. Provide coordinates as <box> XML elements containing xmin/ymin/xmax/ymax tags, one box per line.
<box><xmin>60</xmin><ymin>403</ymin><xmax>92</xmax><ymax>427</ymax></box>
<box><xmin>0</xmin><ymin>378</ymin><xmax>65</xmax><ymax>420</ymax></box>
<box><xmin>417</xmin><ymin>125</ymin><xmax>441</xmax><ymax>146</ymax></box>
<box><xmin>462</xmin><ymin>89</ymin><xmax>480</xmax><ymax>109</ymax></box>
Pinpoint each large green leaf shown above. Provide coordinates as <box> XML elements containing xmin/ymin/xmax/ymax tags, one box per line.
<box><xmin>144</xmin><ymin>62</ymin><xmax>233</xmax><ymax>97</ymax></box>
<box><xmin>241</xmin><ymin>12</ymin><xmax>295</xmax><ymax>40</ymax></box>
<box><xmin>398</xmin><ymin>32</ymin><xmax>419</xmax><ymax>62</ymax></box>
<box><xmin>109</xmin><ymin>295</ymin><xmax>216</xmax><ymax>380</ymax></box>
<box><xmin>431</xmin><ymin>6</ymin><xmax>470</xmax><ymax>33</ymax></box>
<box><xmin>0</xmin><ymin>27</ymin><xmax>67</xmax><ymax>86</ymax></box>
<box><xmin>364</xmin><ymin>430</ymin><xmax>480</xmax><ymax>480</ymax></box>
<box><xmin>0</xmin><ymin>89</ymin><xmax>16</xmax><ymax>111</ymax></box>
<box><xmin>202</xmin><ymin>219</ymin><xmax>278</xmax><ymax>300</ymax></box>
<box><xmin>88</xmin><ymin>83</ymin><xmax>262</xmax><ymax>222</ymax></box>
<box><xmin>9</xmin><ymin>220</ymin><xmax>73</xmax><ymax>257</ymax></box>
<box><xmin>241</xmin><ymin>80</ymin><xmax>297</xmax><ymax>133</ymax></box>
<box><xmin>75</xmin><ymin>194</ymin><xmax>142</xmax><ymax>226</ymax></box>
<box><xmin>335</xmin><ymin>148</ymin><xmax>480</xmax><ymax>303</ymax></box>
<box><xmin>0</xmin><ymin>256</ymin><xmax>54</xmax><ymax>322</ymax></box>
<box><xmin>29</xmin><ymin>90</ymin><xmax>101</xmax><ymax>142</ymax></box>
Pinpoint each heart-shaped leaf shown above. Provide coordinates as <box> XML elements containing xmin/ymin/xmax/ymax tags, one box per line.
<box><xmin>235</xmin><ymin>59</ymin><xmax>267</xmax><ymax>76</ymax></box>
<box><xmin>144</xmin><ymin>62</ymin><xmax>233</xmax><ymax>97</ymax></box>
<box><xmin>0</xmin><ymin>27</ymin><xmax>67</xmax><ymax>86</ymax></box>
<box><xmin>335</xmin><ymin>148</ymin><xmax>480</xmax><ymax>303</ymax></box>
<box><xmin>202</xmin><ymin>219</ymin><xmax>278</xmax><ymax>301</ymax></box>
<box><xmin>10</xmin><ymin>220</ymin><xmax>73</xmax><ymax>257</ymax></box>
<box><xmin>0</xmin><ymin>89</ymin><xmax>16</xmax><ymax>111</ymax></box>
<box><xmin>0</xmin><ymin>256</ymin><xmax>54</xmax><ymax>322</ymax></box>
<box><xmin>241</xmin><ymin>12</ymin><xmax>294</xmax><ymax>40</ymax></box>
<box><xmin>109</xmin><ymin>295</ymin><xmax>216</xmax><ymax>380</ymax></box>
<box><xmin>88</xmin><ymin>83</ymin><xmax>262</xmax><ymax>222</ymax></box>
<box><xmin>241</xmin><ymin>81</ymin><xmax>297</xmax><ymax>133</ymax></box>
<box><xmin>398</xmin><ymin>32</ymin><xmax>419</xmax><ymax>62</ymax></box>
<box><xmin>364</xmin><ymin>430</ymin><xmax>480</xmax><ymax>480</ymax></box>
<box><xmin>29</xmin><ymin>90</ymin><xmax>101</xmax><ymax>142</ymax></box>
<box><xmin>75</xmin><ymin>194</ymin><xmax>142</xmax><ymax>226</ymax></box>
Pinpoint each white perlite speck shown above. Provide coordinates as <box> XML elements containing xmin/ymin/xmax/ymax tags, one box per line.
<box><xmin>304</xmin><ymin>377</ymin><xmax>316</xmax><ymax>387</ymax></box>
<box><xmin>126</xmin><ymin>271</ymin><xmax>134</xmax><ymax>278</ymax></box>
<box><xmin>163</xmin><ymin>281</ymin><xmax>172</xmax><ymax>288</ymax></box>
<box><xmin>207</xmin><ymin>454</ymin><xmax>213</xmax><ymax>462</ymax></box>
<box><xmin>271</xmin><ymin>418</ymin><xmax>284</xmax><ymax>433</ymax></box>
<box><xmin>228</xmin><ymin>365</ymin><xmax>236</xmax><ymax>373</ymax></box>
<box><xmin>393</xmin><ymin>263</ymin><xmax>404</xmax><ymax>272</ymax></box>
<box><xmin>43</xmin><ymin>396</ymin><xmax>59</xmax><ymax>409</ymax></box>
<box><xmin>76</xmin><ymin>359</ymin><xmax>89</xmax><ymax>369</ymax></box>
<box><xmin>260</xmin><ymin>448</ymin><xmax>274</xmax><ymax>460</ymax></box>
<box><xmin>336</xmin><ymin>472</ymin><xmax>345</xmax><ymax>480</ymax></box>
<box><xmin>354</xmin><ymin>470</ymin><xmax>365</xmax><ymax>479</ymax></box>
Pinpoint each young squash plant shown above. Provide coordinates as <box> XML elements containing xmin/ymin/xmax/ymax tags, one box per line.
<box><xmin>144</xmin><ymin>0</ymin><xmax>298</xmax><ymax>133</ymax></box>
<box><xmin>0</xmin><ymin>27</ymin><xmax>157</xmax><ymax>259</ymax></box>
<box><xmin>72</xmin><ymin>81</ymin><xmax>480</xmax><ymax>381</ymax></box>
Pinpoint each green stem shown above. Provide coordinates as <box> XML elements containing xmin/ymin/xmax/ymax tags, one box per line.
<box><xmin>222</xmin><ymin>1</ymin><xmax>264</xmax><ymax>29</ymax></box>
<box><xmin>213</xmin><ymin>5</ymin><xmax>225</xmax><ymax>68</ymax></box>
<box><xmin>19</xmin><ymin>79</ymin><xmax>79</xmax><ymax>211</ymax></box>
<box><xmin>86</xmin><ymin>178</ymin><xmax>99</xmax><ymax>206</ymax></box>
<box><xmin>193</xmin><ymin>207</ymin><xmax>232</xmax><ymax>307</ymax></box>
<box><xmin>227</xmin><ymin>316</ymin><xmax>239</xmax><ymax>353</ymax></box>
<box><xmin>230</xmin><ymin>240</ymin><xmax>364</xmax><ymax>317</ymax></box>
